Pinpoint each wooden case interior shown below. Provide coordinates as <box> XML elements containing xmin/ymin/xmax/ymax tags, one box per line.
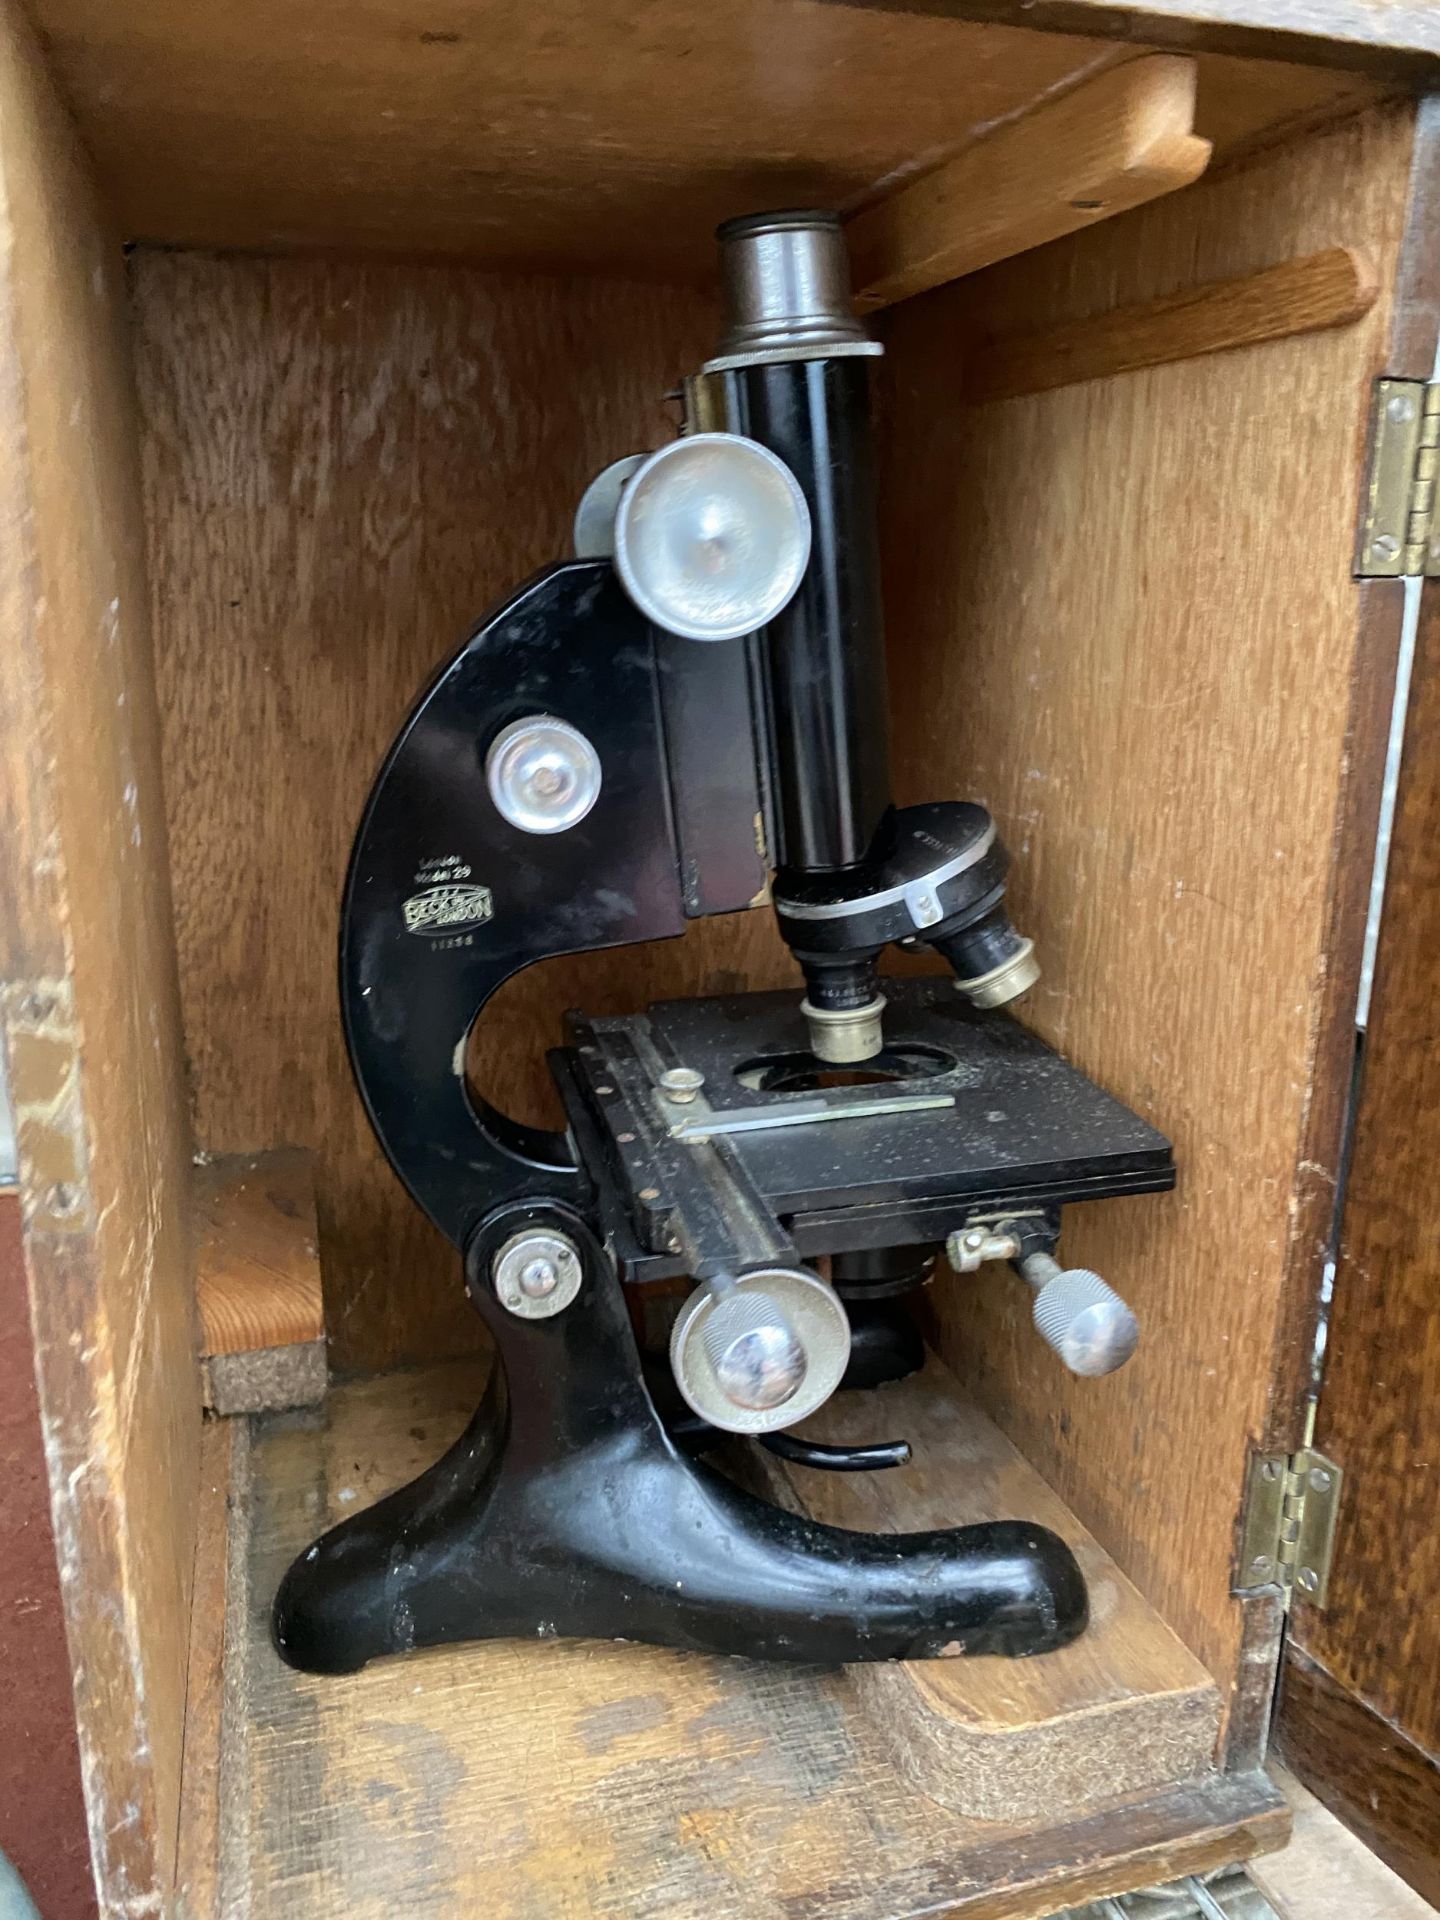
<box><xmin>0</xmin><ymin>1</ymin><xmax>1426</xmax><ymax>1911</ymax></box>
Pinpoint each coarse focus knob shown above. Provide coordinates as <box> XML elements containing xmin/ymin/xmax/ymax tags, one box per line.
<box><xmin>1019</xmin><ymin>1252</ymin><xmax>1139</xmax><ymax>1378</ymax></box>
<box><xmin>701</xmin><ymin>1290</ymin><xmax>808</xmax><ymax>1412</ymax></box>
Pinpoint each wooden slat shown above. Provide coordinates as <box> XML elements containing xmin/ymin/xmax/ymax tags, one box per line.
<box><xmin>966</xmin><ymin>245</ymin><xmax>1377</xmax><ymax>404</ymax></box>
<box><xmin>848</xmin><ymin>56</ymin><xmax>1212</xmax><ymax>311</ymax></box>
<box><xmin>210</xmin><ymin>1359</ymin><xmax>1287</xmax><ymax>1920</ymax></box>
<box><xmin>194</xmin><ymin>1149</ymin><xmax>326</xmax><ymax>1415</ymax></box>
<box><xmin>0</xmin><ymin>0</ymin><xmax>202</xmax><ymax>1906</ymax></box>
<box><xmin>876</xmin><ymin>103</ymin><xmax>1414</xmax><ymax>1734</ymax></box>
<box><xmin>829</xmin><ymin>0</ymin><xmax>1440</xmax><ymax>84</ymax></box>
<box><xmin>195</xmin><ymin>1150</ymin><xmax>323</xmax><ymax>1359</ymax></box>
<box><xmin>750</xmin><ymin>1358</ymin><xmax>1220</xmax><ymax>1822</ymax></box>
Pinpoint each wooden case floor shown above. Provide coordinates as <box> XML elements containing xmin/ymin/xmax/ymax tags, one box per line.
<box><xmin>190</xmin><ymin>1360</ymin><xmax>1287</xmax><ymax>1920</ymax></box>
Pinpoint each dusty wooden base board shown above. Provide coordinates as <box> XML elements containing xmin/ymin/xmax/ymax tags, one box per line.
<box><xmin>747</xmin><ymin>1357</ymin><xmax>1221</xmax><ymax>1823</ymax></box>
<box><xmin>185</xmin><ymin>1360</ymin><xmax>1288</xmax><ymax>1919</ymax></box>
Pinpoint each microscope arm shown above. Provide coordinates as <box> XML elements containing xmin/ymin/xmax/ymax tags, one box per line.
<box><xmin>339</xmin><ymin>560</ymin><xmax>692</xmax><ymax>1249</ymax></box>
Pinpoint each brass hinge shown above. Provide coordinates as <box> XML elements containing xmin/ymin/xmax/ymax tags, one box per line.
<box><xmin>1236</xmin><ymin>1448</ymin><xmax>1342</xmax><ymax>1610</ymax></box>
<box><xmin>1357</xmin><ymin>379</ymin><xmax>1440</xmax><ymax>578</ymax></box>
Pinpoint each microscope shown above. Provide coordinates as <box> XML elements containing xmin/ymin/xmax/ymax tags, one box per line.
<box><xmin>273</xmin><ymin>211</ymin><xmax>1173</xmax><ymax>1675</ymax></box>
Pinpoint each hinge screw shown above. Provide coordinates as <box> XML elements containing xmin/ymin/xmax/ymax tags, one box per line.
<box><xmin>1371</xmin><ymin>533</ymin><xmax>1401</xmax><ymax>562</ymax></box>
<box><xmin>1296</xmin><ymin>1566</ymin><xmax>1319</xmax><ymax>1595</ymax></box>
<box><xmin>1388</xmin><ymin>393</ymin><xmax>1418</xmax><ymax>423</ymax></box>
<box><xmin>1250</xmin><ymin>1554</ymin><xmax>1274</xmax><ymax>1577</ymax></box>
<box><xmin>1309</xmin><ymin>1466</ymin><xmax>1333</xmax><ymax>1492</ymax></box>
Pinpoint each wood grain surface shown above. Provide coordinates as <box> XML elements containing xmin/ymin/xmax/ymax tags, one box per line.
<box><xmin>849</xmin><ymin>55</ymin><xmax>1213</xmax><ymax>311</ymax></box>
<box><xmin>0</xmin><ymin>1</ymin><xmax>202</xmax><ymax>1908</ymax></box>
<box><xmin>133</xmin><ymin>252</ymin><xmax>796</xmax><ymax>1371</ymax></box>
<box><xmin>829</xmin><ymin>0</ymin><xmax>1440</xmax><ymax>82</ymax></box>
<box><xmin>0</xmin><ymin>1194</ymin><xmax>95</xmax><ymax>1919</ymax></box>
<box><xmin>1233</xmin><ymin>102</ymin><xmax>1440</xmax><ymax>1773</ymax></box>
<box><xmin>966</xmin><ymin>243</ymin><xmax>1377</xmax><ymax>404</ymax></box>
<box><xmin>1275</xmin><ymin>1646</ymin><xmax>1440</xmax><ymax>1908</ymax></box>
<box><xmin>195</xmin><ymin>1150</ymin><xmax>323</xmax><ymax>1357</ymax></box>
<box><xmin>1275</xmin><ymin>581</ymin><xmax>1440</xmax><ymax>1900</ymax></box>
<box><xmin>876</xmin><ymin>104</ymin><xmax>1414</xmax><ymax>1727</ymax></box>
<box><xmin>1385</xmin><ymin>94</ymin><xmax>1440</xmax><ymax>378</ymax></box>
<box><xmin>24</xmin><ymin>1</ymin><xmax>1384</xmax><ymax>274</ymax></box>
<box><xmin>1252</xmin><ymin>1764</ymin><xmax>1440</xmax><ymax>1920</ymax></box>
<box><xmin>752</xmin><ymin>1356</ymin><xmax>1219</xmax><ymax>1821</ymax></box>
<box><xmin>214</xmin><ymin>1359</ymin><xmax>1287</xmax><ymax>1920</ymax></box>
<box><xmin>173</xmin><ymin>1416</ymin><xmax>235</xmax><ymax>1920</ymax></box>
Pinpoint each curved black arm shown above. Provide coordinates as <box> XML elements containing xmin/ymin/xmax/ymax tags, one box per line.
<box><xmin>339</xmin><ymin>562</ymin><xmax>687</xmax><ymax>1249</ymax></box>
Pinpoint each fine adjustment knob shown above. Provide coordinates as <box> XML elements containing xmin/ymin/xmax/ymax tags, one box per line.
<box><xmin>485</xmin><ymin>715</ymin><xmax>602</xmax><ymax>835</ymax></box>
<box><xmin>1019</xmin><ymin>1251</ymin><xmax>1139</xmax><ymax>1377</ymax></box>
<box><xmin>701</xmin><ymin>1289</ymin><xmax>808</xmax><ymax>1412</ymax></box>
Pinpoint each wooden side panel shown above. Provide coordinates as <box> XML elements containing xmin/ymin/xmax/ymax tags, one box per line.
<box><xmin>133</xmin><ymin>253</ymin><xmax>795</xmax><ymax>1372</ymax></box>
<box><xmin>0</xmin><ymin>0</ymin><xmax>202</xmax><ymax>1908</ymax></box>
<box><xmin>1275</xmin><ymin>581</ymin><xmax>1440</xmax><ymax>1894</ymax></box>
<box><xmin>0</xmin><ymin>1194</ymin><xmax>94</xmax><ymax>1920</ymax></box>
<box><xmin>878</xmin><ymin>106</ymin><xmax>1414</xmax><ymax>1711</ymax></box>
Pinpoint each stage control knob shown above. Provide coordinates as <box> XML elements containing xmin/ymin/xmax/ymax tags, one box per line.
<box><xmin>669</xmin><ymin>1266</ymin><xmax>851</xmax><ymax>1435</ymax></box>
<box><xmin>701</xmin><ymin>1290</ymin><xmax>807</xmax><ymax>1412</ymax></box>
<box><xmin>1019</xmin><ymin>1251</ymin><xmax>1138</xmax><ymax>1377</ymax></box>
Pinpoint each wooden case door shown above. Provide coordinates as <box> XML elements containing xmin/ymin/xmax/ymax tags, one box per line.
<box><xmin>1274</xmin><ymin>574</ymin><xmax>1440</xmax><ymax>1907</ymax></box>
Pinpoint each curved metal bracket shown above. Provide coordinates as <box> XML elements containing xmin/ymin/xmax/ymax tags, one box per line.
<box><xmin>340</xmin><ymin>561</ymin><xmax>687</xmax><ymax>1248</ymax></box>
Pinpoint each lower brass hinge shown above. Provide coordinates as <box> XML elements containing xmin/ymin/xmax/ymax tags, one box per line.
<box><xmin>1236</xmin><ymin>1448</ymin><xmax>1342</xmax><ymax>1610</ymax></box>
<box><xmin>1357</xmin><ymin>379</ymin><xmax>1440</xmax><ymax>578</ymax></box>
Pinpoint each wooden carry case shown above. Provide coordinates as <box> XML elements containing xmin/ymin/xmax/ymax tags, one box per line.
<box><xmin>2</xmin><ymin>1</ymin><xmax>1438</xmax><ymax>1913</ymax></box>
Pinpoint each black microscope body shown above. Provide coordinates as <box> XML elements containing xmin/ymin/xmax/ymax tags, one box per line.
<box><xmin>274</xmin><ymin>212</ymin><xmax>1173</xmax><ymax>1677</ymax></box>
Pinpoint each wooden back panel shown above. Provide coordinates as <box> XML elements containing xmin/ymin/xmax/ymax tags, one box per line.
<box><xmin>878</xmin><ymin>104</ymin><xmax>1414</xmax><ymax>1713</ymax></box>
<box><xmin>135</xmin><ymin>102</ymin><xmax>1417</xmax><ymax>1729</ymax></box>
<box><xmin>134</xmin><ymin>253</ymin><xmax>795</xmax><ymax>1370</ymax></box>
<box><xmin>0</xmin><ymin>0</ymin><xmax>201</xmax><ymax>1904</ymax></box>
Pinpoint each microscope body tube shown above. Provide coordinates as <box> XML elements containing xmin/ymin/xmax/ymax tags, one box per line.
<box><xmin>712</xmin><ymin>211</ymin><xmax>894</xmax><ymax>881</ymax></box>
<box><xmin>710</xmin><ymin>211</ymin><xmax>1037</xmax><ymax>1047</ymax></box>
<box><xmin>730</xmin><ymin>355</ymin><xmax>893</xmax><ymax>876</ymax></box>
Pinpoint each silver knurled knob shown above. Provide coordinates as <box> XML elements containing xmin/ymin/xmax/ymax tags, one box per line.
<box><xmin>701</xmin><ymin>1289</ymin><xmax>808</xmax><ymax>1412</ymax></box>
<box><xmin>1019</xmin><ymin>1252</ymin><xmax>1139</xmax><ymax>1378</ymax></box>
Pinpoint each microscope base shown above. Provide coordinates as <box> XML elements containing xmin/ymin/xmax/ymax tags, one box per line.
<box><xmin>272</xmin><ymin>1211</ymin><xmax>1087</xmax><ymax>1675</ymax></box>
